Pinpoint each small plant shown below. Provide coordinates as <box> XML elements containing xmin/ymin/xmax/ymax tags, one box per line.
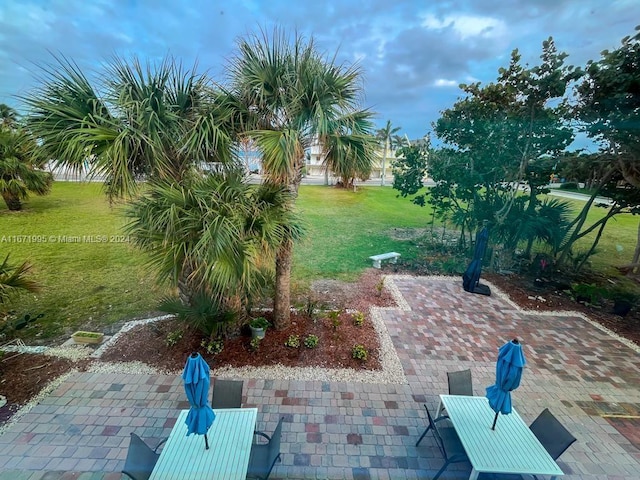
<box><xmin>249</xmin><ymin>317</ymin><xmax>270</xmax><ymax>329</ymax></box>
<box><xmin>352</xmin><ymin>344</ymin><xmax>368</xmax><ymax>361</ymax></box>
<box><xmin>351</xmin><ymin>311</ymin><xmax>365</xmax><ymax>327</ymax></box>
<box><xmin>571</xmin><ymin>283</ymin><xmax>606</xmax><ymax>306</ymax></box>
<box><xmin>284</xmin><ymin>334</ymin><xmax>301</xmax><ymax>348</ymax></box>
<box><xmin>304</xmin><ymin>334</ymin><xmax>319</xmax><ymax>348</ymax></box>
<box><xmin>303</xmin><ymin>297</ymin><xmax>319</xmax><ymax>322</ymax></box>
<box><xmin>201</xmin><ymin>337</ymin><xmax>224</xmax><ymax>355</ymax></box>
<box><xmin>327</xmin><ymin>310</ymin><xmax>341</xmax><ymax>330</ymax></box>
<box><xmin>375</xmin><ymin>279</ymin><xmax>384</xmax><ymax>296</ymax></box>
<box><xmin>165</xmin><ymin>329</ymin><xmax>183</xmax><ymax>347</ymax></box>
<box><xmin>249</xmin><ymin>337</ymin><xmax>261</xmax><ymax>352</ymax></box>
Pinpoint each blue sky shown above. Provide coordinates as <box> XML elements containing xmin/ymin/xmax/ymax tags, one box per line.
<box><xmin>0</xmin><ymin>0</ymin><xmax>638</xmax><ymax>140</ymax></box>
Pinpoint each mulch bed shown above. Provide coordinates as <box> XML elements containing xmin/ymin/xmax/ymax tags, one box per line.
<box><xmin>100</xmin><ymin>311</ymin><xmax>382</xmax><ymax>373</ymax></box>
<box><xmin>0</xmin><ymin>353</ymin><xmax>78</xmax><ymax>424</ymax></box>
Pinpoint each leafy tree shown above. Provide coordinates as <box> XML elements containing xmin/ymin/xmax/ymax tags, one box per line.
<box><xmin>24</xmin><ymin>55</ymin><xmax>234</xmax><ymax>200</ymax></box>
<box><xmin>576</xmin><ymin>26</ymin><xmax>640</xmax><ymax>187</ymax></box>
<box><xmin>427</xmin><ymin>38</ymin><xmax>578</xmax><ymax>258</ymax></box>
<box><xmin>0</xmin><ymin>126</ymin><xmax>52</xmax><ymax>211</ymax></box>
<box><xmin>124</xmin><ymin>171</ymin><xmax>303</xmax><ymax>333</ymax></box>
<box><xmin>392</xmin><ymin>142</ymin><xmax>430</xmax><ymax>206</ymax></box>
<box><xmin>226</xmin><ymin>28</ymin><xmax>374</xmax><ymax>328</ymax></box>
<box><xmin>556</xmin><ymin>27</ymin><xmax>640</xmax><ymax>270</ymax></box>
<box><xmin>375</xmin><ymin>120</ymin><xmax>401</xmax><ymax>186</ymax></box>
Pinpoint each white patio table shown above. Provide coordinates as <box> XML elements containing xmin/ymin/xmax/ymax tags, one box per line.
<box><xmin>437</xmin><ymin>395</ymin><xmax>564</xmax><ymax>480</ymax></box>
<box><xmin>149</xmin><ymin>407</ymin><xmax>257</xmax><ymax>480</ymax></box>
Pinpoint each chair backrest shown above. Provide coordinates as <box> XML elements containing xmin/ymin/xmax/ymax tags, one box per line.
<box><xmin>212</xmin><ymin>379</ymin><xmax>243</xmax><ymax>409</ymax></box>
<box><xmin>447</xmin><ymin>369</ymin><xmax>473</xmax><ymax>396</ymax></box>
<box><xmin>529</xmin><ymin>408</ymin><xmax>576</xmax><ymax>460</ymax></box>
<box><xmin>423</xmin><ymin>404</ymin><xmax>447</xmax><ymax>458</ymax></box>
<box><xmin>267</xmin><ymin>417</ymin><xmax>284</xmax><ymax>466</ymax></box>
<box><xmin>122</xmin><ymin>433</ymin><xmax>160</xmax><ymax>480</ymax></box>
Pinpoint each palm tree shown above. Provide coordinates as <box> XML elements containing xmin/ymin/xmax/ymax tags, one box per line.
<box><xmin>375</xmin><ymin>120</ymin><xmax>401</xmax><ymax>186</ymax></box>
<box><xmin>0</xmin><ymin>127</ymin><xmax>53</xmax><ymax>211</ymax></box>
<box><xmin>0</xmin><ymin>104</ymin><xmax>18</xmax><ymax>129</ymax></box>
<box><xmin>125</xmin><ymin>170</ymin><xmax>302</xmax><ymax>332</ymax></box>
<box><xmin>323</xmin><ymin>112</ymin><xmax>377</xmax><ymax>188</ymax></box>
<box><xmin>24</xmin><ymin>55</ymin><xmax>234</xmax><ymax>200</ymax></box>
<box><xmin>227</xmin><ymin>28</ymin><xmax>374</xmax><ymax>328</ymax></box>
<box><xmin>0</xmin><ymin>254</ymin><xmax>40</xmax><ymax>308</ymax></box>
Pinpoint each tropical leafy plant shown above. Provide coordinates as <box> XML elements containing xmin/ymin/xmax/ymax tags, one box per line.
<box><xmin>226</xmin><ymin>27</ymin><xmax>374</xmax><ymax>328</ymax></box>
<box><xmin>0</xmin><ymin>254</ymin><xmax>40</xmax><ymax>308</ymax></box>
<box><xmin>375</xmin><ymin>120</ymin><xmax>401</xmax><ymax>186</ymax></box>
<box><xmin>0</xmin><ymin>127</ymin><xmax>52</xmax><ymax>211</ymax></box>
<box><xmin>125</xmin><ymin>171</ymin><xmax>302</xmax><ymax>326</ymax></box>
<box><xmin>352</xmin><ymin>344</ymin><xmax>368</xmax><ymax>361</ymax></box>
<box><xmin>304</xmin><ymin>334</ymin><xmax>319</xmax><ymax>348</ymax></box>
<box><xmin>159</xmin><ymin>292</ymin><xmax>237</xmax><ymax>339</ymax></box>
<box><xmin>24</xmin><ymin>55</ymin><xmax>234</xmax><ymax>200</ymax></box>
<box><xmin>284</xmin><ymin>334</ymin><xmax>300</xmax><ymax>348</ymax></box>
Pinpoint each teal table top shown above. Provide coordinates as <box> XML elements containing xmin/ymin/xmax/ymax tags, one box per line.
<box><xmin>439</xmin><ymin>395</ymin><xmax>564</xmax><ymax>480</ymax></box>
<box><xmin>150</xmin><ymin>408</ymin><xmax>258</xmax><ymax>480</ymax></box>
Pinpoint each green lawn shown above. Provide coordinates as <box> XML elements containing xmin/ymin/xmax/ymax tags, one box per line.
<box><xmin>1</xmin><ymin>181</ymin><xmax>635</xmax><ymax>341</ymax></box>
<box><xmin>293</xmin><ymin>186</ymin><xmax>433</xmax><ymax>284</ymax></box>
<box><xmin>0</xmin><ymin>182</ymin><xmax>166</xmax><ymax>339</ymax></box>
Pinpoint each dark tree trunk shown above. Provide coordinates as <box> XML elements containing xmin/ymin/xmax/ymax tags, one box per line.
<box><xmin>273</xmin><ymin>238</ymin><xmax>293</xmax><ymax>329</ymax></box>
<box><xmin>1</xmin><ymin>192</ymin><xmax>22</xmax><ymax>211</ymax></box>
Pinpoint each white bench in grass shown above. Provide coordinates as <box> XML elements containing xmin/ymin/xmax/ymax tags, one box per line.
<box><xmin>369</xmin><ymin>252</ymin><xmax>401</xmax><ymax>269</ymax></box>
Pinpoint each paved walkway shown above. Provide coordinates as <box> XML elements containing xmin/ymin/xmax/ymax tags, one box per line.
<box><xmin>1</xmin><ymin>276</ymin><xmax>639</xmax><ymax>479</ymax></box>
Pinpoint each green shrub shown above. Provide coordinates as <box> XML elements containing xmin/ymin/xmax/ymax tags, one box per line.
<box><xmin>249</xmin><ymin>337</ymin><xmax>261</xmax><ymax>352</ymax></box>
<box><xmin>249</xmin><ymin>317</ymin><xmax>270</xmax><ymax>329</ymax></box>
<box><xmin>165</xmin><ymin>329</ymin><xmax>183</xmax><ymax>347</ymax></box>
<box><xmin>352</xmin><ymin>344</ymin><xmax>368</xmax><ymax>361</ymax></box>
<box><xmin>201</xmin><ymin>337</ymin><xmax>224</xmax><ymax>355</ymax></box>
<box><xmin>160</xmin><ymin>293</ymin><xmax>236</xmax><ymax>338</ymax></box>
<box><xmin>284</xmin><ymin>334</ymin><xmax>301</xmax><ymax>348</ymax></box>
<box><xmin>327</xmin><ymin>310</ymin><xmax>341</xmax><ymax>330</ymax></box>
<box><xmin>304</xmin><ymin>334</ymin><xmax>319</xmax><ymax>348</ymax></box>
<box><xmin>559</xmin><ymin>182</ymin><xmax>578</xmax><ymax>190</ymax></box>
<box><xmin>571</xmin><ymin>283</ymin><xmax>607</xmax><ymax>305</ymax></box>
<box><xmin>351</xmin><ymin>311</ymin><xmax>365</xmax><ymax>327</ymax></box>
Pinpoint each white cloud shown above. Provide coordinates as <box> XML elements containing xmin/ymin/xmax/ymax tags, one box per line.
<box><xmin>434</xmin><ymin>78</ymin><xmax>457</xmax><ymax>87</ymax></box>
<box><xmin>421</xmin><ymin>13</ymin><xmax>507</xmax><ymax>41</ymax></box>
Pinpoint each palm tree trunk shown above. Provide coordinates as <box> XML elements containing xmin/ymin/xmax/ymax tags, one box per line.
<box><xmin>273</xmin><ymin>237</ymin><xmax>293</xmax><ymax>329</ymax></box>
<box><xmin>380</xmin><ymin>140</ymin><xmax>389</xmax><ymax>186</ymax></box>
<box><xmin>1</xmin><ymin>192</ymin><xmax>22</xmax><ymax>211</ymax></box>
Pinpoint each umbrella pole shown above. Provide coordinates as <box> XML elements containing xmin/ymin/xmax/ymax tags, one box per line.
<box><xmin>205</xmin><ymin>433</ymin><xmax>209</xmax><ymax>450</ymax></box>
<box><xmin>491</xmin><ymin>412</ymin><xmax>499</xmax><ymax>430</ymax></box>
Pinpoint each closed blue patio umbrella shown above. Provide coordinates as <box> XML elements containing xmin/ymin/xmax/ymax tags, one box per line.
<box><xmin>462</xmin><ymin>222</ymin><xmax>491</xmax><ymax>296</ymax></box>
<box><xmin>182</xmin><ymin>352</ymin><xmax>216</xmax><ymax>449</ymax></box>
<box><xmin>486</xmin><ymin>339</ymin><xmax>526</xmax><ymax>430</ymax></box>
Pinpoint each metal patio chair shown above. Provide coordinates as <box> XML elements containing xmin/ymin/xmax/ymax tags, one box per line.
<box><xmin>247</xmin><ymin>417</ymin><xmax>284</xmax><ymax>480</ymax></box>
<box><xmin>529</xmin><ymin>408</ymin><xmax>576</xmax><ymax>475</ymax></box>
<box><xmin>448</xmin><ymin>369</ymin><xmax>473</xmax><ymax>396</ymax></box>
<box><xmin>416</xmin><ymin>404</ymin><xmax>470</xmax><ymax>480</ymax></box>
<box><xmin>436</xmin><ymin>369</ymin><xmax>474</xmax><ymax>418</ymax></box>
<box><xmin>122</xmin><ymin>432</ymin><xmax>166</xmax><ymax>480</ymax></box>
<box><xmin>211</xmin><ymin>379</ymin><xmax>244</xmax><ymax>409</ymax></box>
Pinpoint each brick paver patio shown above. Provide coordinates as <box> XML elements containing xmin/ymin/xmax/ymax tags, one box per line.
<box><xmin>0</xmin><ymin>275</ymin><xmax>638</xmax><ymax>479</ymax></box>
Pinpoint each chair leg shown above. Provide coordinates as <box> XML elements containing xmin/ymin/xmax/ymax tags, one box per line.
<box><xmin>432</xmin><ymin>459</ymin><xmax>451</xmax><ymax>480</ymax></box>
<box><xmin>415</xmin><ymin>424</ymin><xmax>432</xmax><ymax>446</ymax></box>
